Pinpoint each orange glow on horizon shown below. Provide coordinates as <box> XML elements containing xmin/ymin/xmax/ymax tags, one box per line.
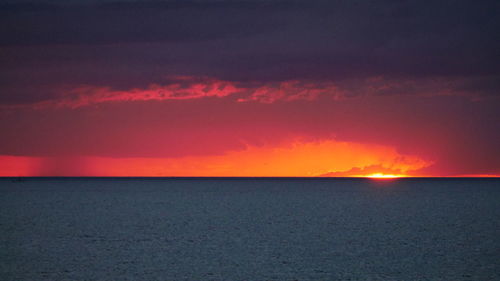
<box><xmin>0</xmin><ymin>139</ymin><xmax>431</xmax><ymax>177</ymax></box>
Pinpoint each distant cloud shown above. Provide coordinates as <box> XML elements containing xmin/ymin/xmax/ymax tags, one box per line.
<box><xmin>31</xmin><ymin>77</ymin><xmax>241</xmax><ymax>109</ymax></box>
<box><xmin>3</xmin><ymin>77</ymin><xmax>343</xmax><ymax>109</ymax></box>
<box><xmin>321</xmin><ymin>164</ymin><xmax>411</xmax><ymax>177</ymax></box>
<box><xmin>3</xmin><ymin>75</ymin><xmax>497</xmax><ymax>109</ymax></box>
<box><xmin>236</xmin><ymin>80</ymin><xmax>342</xmax><ymax>103</ymax></box>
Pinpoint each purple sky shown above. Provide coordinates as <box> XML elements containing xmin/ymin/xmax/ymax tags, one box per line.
<box><xmin>1</xmin><ymin>0</ymin><xmax>499</xmax><ymax>176</ymax></box>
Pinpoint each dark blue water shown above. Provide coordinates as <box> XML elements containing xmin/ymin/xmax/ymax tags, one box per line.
<box><xmin>1</xmin><ymin>178</ymin><xmax>499</xmax><ymax>280</ymax></box>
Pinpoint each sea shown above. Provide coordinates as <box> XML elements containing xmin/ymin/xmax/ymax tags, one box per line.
<box><xmin>1</xmin><ymin>178</ymin><xmax>499</xmax><ymax>281</ymax></box>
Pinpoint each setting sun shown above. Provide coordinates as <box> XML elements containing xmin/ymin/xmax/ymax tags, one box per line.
<box><xmin>364</xmin><ymin>173</ymin><xmax>407</xmax><ymax>179</ymax></box>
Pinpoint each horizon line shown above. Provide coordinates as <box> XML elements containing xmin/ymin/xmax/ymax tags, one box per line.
<box><xmin>1</xmin><ymin>176</ymin><xmax>499</xmax><ymax>180</ymax></box>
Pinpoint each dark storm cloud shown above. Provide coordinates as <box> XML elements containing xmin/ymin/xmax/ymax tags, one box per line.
<box><xmin>1</xmin><ymin>0</ymin><xmax>499</xmax><ymax>105</ymax></box>
<box><xmin>0</xmin><ymin>0</ymin><xmax>301</xmax><ymax>46</ymax></box>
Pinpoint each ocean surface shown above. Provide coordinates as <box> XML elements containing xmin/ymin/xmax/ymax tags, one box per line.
<box><xmin>0</xmin><ymin>178</ymin><xmax>499</xmax><ymax>281</ymax></box>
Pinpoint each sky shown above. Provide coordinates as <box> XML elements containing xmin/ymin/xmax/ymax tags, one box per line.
<box><xmin>1</xmin><ymin>0</ymin><xmax>499</xmax><ymax>177</ymax></box>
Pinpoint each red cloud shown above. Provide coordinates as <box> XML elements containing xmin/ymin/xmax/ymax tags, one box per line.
<box><xmin>320</xmin><ymin>164</ymin><xmax>413</xmax><ymax>177</ymax></box>
<box><xmin>31</xmin><ymin>77</ymin><xmax>242</xmax><ymax>109</ymax></box>
<box><xmin>4</xmin><ymin>77</ymin><xmax>344</xmax><ymax>109</ymax></box>
<box><xmin>236</xmin><ymin>80</ymin><xmax>343</xmax><ymax>103</ymax></box>
<box><xmin>3</xmin><ymin>75</ymin><xmax>496</xmax><ymax>110</ymax></box>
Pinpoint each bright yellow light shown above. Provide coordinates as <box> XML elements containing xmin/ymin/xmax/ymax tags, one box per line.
<box><xmin>365</xmin><ymin>173</ymin><xmax>406</xmax><ymax>179</ymax></box>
